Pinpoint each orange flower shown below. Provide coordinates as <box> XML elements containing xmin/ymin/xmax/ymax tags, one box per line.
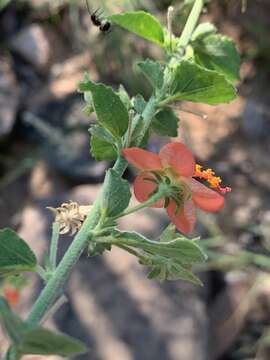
<box><xmin>123</xmin><ymin>142</ymin><xmax>230</xmax><ymax>234</ymax></box>
<box><xmin>4</xmin><ymin>287</ymin><xmax>20</xmax><ymax>307</ymax></box>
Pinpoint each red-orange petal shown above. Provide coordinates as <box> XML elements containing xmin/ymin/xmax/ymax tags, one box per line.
<box><xmin>167</xmin><ymin>199</ymin><xmax>196</xmax><ymax>234</ymax></box>
<box><xmin>159</xmin><ymin>142</ymin><xmax>195</xmax><ymax>177</ymax></box>
<box><xmin>134</xmin><ymin>172</ymin><xmax>164</xmax><ymax>208</ymax></box>
<box><xmin>189</xmin><ymin>178</ymin><xmax>224</xmax><ymax>212</ymax></box>
<box><xmin>122</xmin><ymin>148</ymin><xmax>163</xmax><ymax>171</ymax></box>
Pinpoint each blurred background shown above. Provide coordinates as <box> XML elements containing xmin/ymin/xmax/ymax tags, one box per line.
<box><xmin>0</xmin><ymin>0</ymin><xmax>270</xmax><ymax>359</ymax></box>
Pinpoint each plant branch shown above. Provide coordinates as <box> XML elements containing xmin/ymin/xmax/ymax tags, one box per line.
<box><xmin>178</xmin><ymin>0</ymin><xmax>204</xmax><ymax>49</ymax></box>
<box><xmin>112</xmin><ymin>187</ymin><xmax>167</xmax><ymax>220</ymax></box>
<box><xmin>26</xmin><ymin>100</ymin><xmax>158</xmax><ymax>327</ymax></box>
<box><xmin>23</xmin><ymin>0</ymin><xmax>206</xmax><ymax>332</ymax></box>
<box><xmin>49</xmin><ymin>222</ymin><xmax>60</xmax><ymax>270</ymax></box>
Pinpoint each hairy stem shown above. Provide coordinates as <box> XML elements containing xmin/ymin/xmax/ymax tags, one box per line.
<box><xmin>26</xmin><ymin>101</ymin><xmax>158</xmax><ymax>326</ymax></box>
<box><xmin>49</xmin><ymin>222</ymin><xmax>60</xmax><ymax>269</ymax></box>
<box><xmin>24</xmin><ymin>0</ymin><xmax>205</xmax><ymax>331</ymax></box>
<box><xmin>178</xmin><ymin>0</ymin><xmax>204</xmax><ymax>49</ymax></box>
<box><xmin>113</xmin><ymin>188</ymin><xmax>167</xmax><ymax>220</ymax></box>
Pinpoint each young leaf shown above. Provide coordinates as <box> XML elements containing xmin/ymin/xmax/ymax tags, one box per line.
<box><xmin>0</xmin><ymin>228</ymin><xmax>37</xmax><ymax>277</ymax></box>
<box><xmin>152</xmin><ymin>108</ymin><xmax>179</xmax><ymax>137</ymax></box>
<box><xmin>101</xmin><ymin>169</ymin><xmax>131</xmax><ymax>217</ymax></box>
<box><xmin>109</xmin><ymin>11</ymin><xmax>164</xmax><ymax>46</ymax></box>
<box><xmin>17</xmin><ymin>328</ymin><xmax>88</xmax><ymax>357</ymax></box>
<box><xmin>192</xmin><ymin>34</ymin><xmax>240</xmax><ymax>82</ymax></box>
<box><xmin>191</xmin><ymin>22</ymin><xmax>217</xmax><ymax>41</ymax></box>
<box><xmin>80</xmin><ymin>79</ymin><xmax>129</xmax><ymax>138</ymax></box>
<box><xmin>137</xmin><ymin>59</ymin><xmax>164</xmax><ymax>89</ymax></box>
<box><xmin>170</xmin><ymin>60</ymin><xmax>237</xmax><ymax>105</ymax></box>
<box><xmin>132</xmin><ymin>94</ymin><xmax>147</xmax><ymax>114</ymax></box>
<box><xmin>118</xmin><ymin>84</ymin><xmax>131</xmax><ymax>110</ymax></box>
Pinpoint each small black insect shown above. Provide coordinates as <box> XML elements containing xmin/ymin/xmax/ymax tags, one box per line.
<box><xmin>90</xmin><ymin>9</ymin><xmax>102</xmax><ymax>27</ymax></box>
<box><xmin>99</xmin><ymin>20</ymin><xmax>111</xmax><ymax>33</ymax></box>
<box><xmin>86</xmin><ymin>0</ymin><xmax>111</xmax><ymax>33</ymax></box>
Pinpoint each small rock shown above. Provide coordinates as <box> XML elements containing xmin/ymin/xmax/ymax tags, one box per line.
<box><xmin>46</xmin><ymin>131</ymin><xmax>108</xmax><ymax>183</ymax></box>
<box><xmin>10</xmin><ymin>24</ymin><xmax>66</xmax><ymax>70</ymax></box>
<box><xmin>0</xmin><ymin>57</ymin><xmax>20</xmax><ymax>138</ymax></box>
<box><xmin>242</xmin><ymin>99</ymin><xmax>270</xmax><ymax>140</ymax></box>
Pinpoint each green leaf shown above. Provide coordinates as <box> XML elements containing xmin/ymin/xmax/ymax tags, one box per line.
<box><xmin>170</xmin><ymin>60</ymin><xmax>237</xmax><ymax>105</ymax></box>
<box><xmin>0</xmin><ymin>0</ymin><xmax>11</xmax><ymax>10</ymax></box>
<box><xmin>147</xmin><ymin>260</ymin><xmax>202</xmax><ymax>284</ymax></box>
<box><xmin>90</xmin><ymin>135</ymin><xmax>117</xmax><ymax>161</ymax></box>
<box><xmin>89</xmin><ymin>125</ymin><xmax>118</xmax><ymax>161</ymax></box>
<box><xmin>132</xmin><ymin>94</ymin><xmax>147</xmax><ymax>114</ymax></box>
<box><xmin>0</xmin><ymin>298</ymin><xmax>87</xmax><ymax>357</ymax></box>
<box><xmin>90</xmin><ymin>125</ymin><xmax>116</xmax><ymax>145</ymax></box>
<box><xmin>159</xmin><ymin>224</ymin><xmax>178</xmax><ymax>242</ymax></box>
<box><xmin>114</xmin><ymin>230</ymin><xmax>207</xmax><ymax>264</ymax></box>
<box><xmin>152</xmin><ymin>108</ymin><xmax>179</xmax><ymax>137</ymax></box>
<box><xmin>79</xmin><ymin>78</ymin><xmax>129</xmax><ymax>137</ymax></box>
<box><xmin>109</xmin><ymin>11</ymin><xmax>164</xmax><ymax>46</ymax></box>
<box><xmin>191</xmin><ymin>22</ymin><xmax>217</xmax><ymax>41</ymax></box>
<box><xmin>137</xmin><ymin>59</ymin><xmax>164</xmax><ymax>89</ymax></box>
<box><xmin>101</xmin><ymin>169</ymin><xmax>131</xmax><ymax>217</ymax></box>
<box><xmin>117</xmin><ymin>84</ymin><xmax>131</xmax><ymax>110</ymax></box>
<box><xmin>0</xmin><ymin>297</ymin><xmax>28</xmax><ymax>343</ymax></box>
<box><xmin>17</xmin><ymin>328</ymin><xmax>87</xmax><ymax>357</ymax></box>
<box><xmin>111</xmin><ymin>230</ymin><xmax>206</xmax><ymax>284</ymax></box>
<box><xmin>0</xmin><ymin>229</ymin><xmax>37</xmax><ymax>277</ymax></box>
<box><xmin>88</xmin><ymin>242</ymin><xmax>112</xmax><ymax>257</ymax></box>
<box><xmin>192</xmin><ymin>34</ymin><xmax>240</xmax><ymax>82</ymax></box>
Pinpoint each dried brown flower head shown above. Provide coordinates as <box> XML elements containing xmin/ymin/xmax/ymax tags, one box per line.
<box><xmin>47</xmin><ymin>201</ymin><xmax>92</xmax><ymax>235</ymax></box>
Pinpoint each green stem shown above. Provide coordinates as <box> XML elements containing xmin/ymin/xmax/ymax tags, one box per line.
<box><xmin>178</xmin><ymin>0</ymin><xmax>204</xmax><ymax>49</ymax></box>
<box><xmin>23</xmin><ymin>0</ymin><xmax>206</xmax><ymax>331</ymax></box>
<box><xmin>49</xmin><ymin>222</ymin><xmax>60</xmax><ymax>269</ymax></box>
<box><xmin>158</xmin><ymin>94</ymin><xmax>181</xmax><ymax>108</ymax></box>
<box><xmin>113</xmin><ymin>188</ymin><xmax>167</xmax><ymax>220</ymax></box>
<box><xmin>26</xmin><ymin>104</ymin><xmax>157</xmax><ymax>326</ymax></box>
<box><xmin>36</xmin><ymin>265</ymin><xmax>48</xmax><ymax>281</ymax></box>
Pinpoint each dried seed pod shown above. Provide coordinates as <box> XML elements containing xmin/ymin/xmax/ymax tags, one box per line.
<box><xmin>47</xmin><ymin>201</ymin><xmax>92</xmax><ymax>235</ymax></box>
